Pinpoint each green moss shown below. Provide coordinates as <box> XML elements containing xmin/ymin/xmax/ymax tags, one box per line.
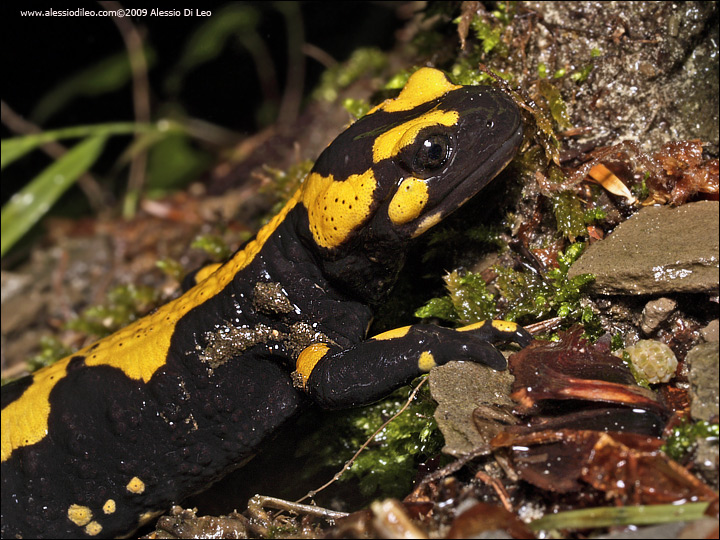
<box><xmin>26</xmin><ymin>336</ymin><xmax>74</xmax><ymax>373</ymax></box>
<box><xmin>470</xmin><ymin>16</ymin><xmax>506</xmax><ymax>56</ymax></box>
<box><xmin>583</xmin><ymin>207</ymin><xmax>607</xmax><ymax>224</ymax></box>
<box><xmin>551</xmin><ymin>190</ymin><xmax>588</xmax><ymax>241</ymax></box>
<box><xmin>298</xmin><ymin>382</ymin><xmax>445</xmax><ymax>499</ymax></box>
<box><xmin>156</xmin><ymin>257</ymin><xmax>186</xmax><ymax>282</ymax></box>
<box><xmin>416</xmin><ymin>244</ymin><xmax>597</xmax><ymax>334</ymax></box>
<box><xmin>537</xmin><ymin>80</ymin><xmax>572</xmax><ymax>129</ymax></box>
<box><xmin>633</xmin><ymin>172</ymin><xmax>651</xmax><ymax>201</ymax></box>
<box><xmin>450</xmin><ymin>58</ymin><xmax>503</xmax><ymax>86</ymax></box>
<box><xmin>312</xmin><ymin>47</ymin><xmax>387</xmax><ymax>102</ymax></box>
<box><xmin>342</xmin><ymin>97</ymin><xmax>372</xmax><ymax>119</ymax></box>
<box><xmin>663</xmin><ymin>419</ymin><xmax>719</xmax><ymax>461</ymax></box>
<box><xmin>414</xmin><ymin>296</ymin><xmax>457</xmax><ymax>322</ymax></box>
<box><xmin>447</xmin><ymin>3</ymin><xmax>516</xmax><ymax>86</ymax></box>
<box><xmin>415</xmin><ymin>270</ymin><xmax>497</xmax><ymax>324</ymax></box>
<box><xmin>343</xmin><ymin>383</ymin><xmax>444</xmax><ymax>498</ymax></box>
<box><xmin>191</xmin><ymin>234</ymin><xmax>233</xmax><ymax>262</ymax></box>
<box><xmin>260</xmin><ymin>159</ymin><xmax>314</xmax><ymax>219</ymax></box>
<box><xmin>570</xmin><ymin>63</ymin><xmax>594</xmax><ymax>83</ymax></box>
<box><xmin>610</xmin><ymin>333</ymin><xmax>625</xmax><ymax>352</ymax></box>
<box><xmin>463</xmin><ymin>2</ymin><xmax>514</xmax><ymax>56</ymax></box>
<box><xmin>66</xmin><ymin>284</ymin><xmax>161</xmax><ymax>339</ymax></box>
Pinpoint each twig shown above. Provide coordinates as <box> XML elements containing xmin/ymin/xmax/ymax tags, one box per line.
<box><xmin>296</xmin><ymin>378</ymin><xmax>429</xmax><ymax>504</ymax></box>
<box><xmin>475</xmin><ymin>470</ymin><xmax>513</xmax><ymax>512</ymax></box>
<box><xmin>100</xmin><ymin>1</ymin><xmax>151</xmax><ymax>218</ymax></box>
<box><xmin>275</xmin><ymin>2</ymin><xmax>305</xmax><ymax>127</ymax></box>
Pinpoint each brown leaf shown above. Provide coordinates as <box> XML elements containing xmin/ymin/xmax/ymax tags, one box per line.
<box><xmin>508</xmin><ymin>328</ymin><xmax>665</xmax><ymax>415</ymax></box>
<box><xmin>582</xmin><ymin>432</ymin><xmax>718</xmax><ymax>504</ymax></box>
<box><xmin>446</xmin><ymin>502</ymin><xmax>535</xmax><ymax>539</ymax></box>
<box><xmin>492</xmin><ymin>429</ymin><xmax>716</xmax><ymax>504</ymax></box>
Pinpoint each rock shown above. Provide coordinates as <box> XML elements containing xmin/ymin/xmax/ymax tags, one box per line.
<box><xmin>524</xmin><ymin>1</ymin><xmax>719</xmax><ymax>152</ymax></box>
<box><xmin>686</xmin><ymin>341</ymin><xmax>720</xmax><ymax>422</ymax></box>
<box><xmin>429</xmin><ymin>361</ymin><xmax>515</xmax><ymax>456</ymax></box>
<box><xmin>568</xmin><ymin>202</ymin><xmax>719</xmax><ymax>295</ymax></box>
<box><xmin>641</xmin><ymin>297</ymin><xmax>677</xmax><ymax>335</ymax></box>
<box><xmin>700</xmin><ymin>319</ymin><xmax>719</xmax><ymax>343</ymax></box>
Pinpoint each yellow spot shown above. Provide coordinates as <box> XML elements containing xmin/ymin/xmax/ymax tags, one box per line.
<box><xmin>126</xmin><ymin>476</ymin><xmax>145</xmax><ymax>494</ymax></box>
<box><xmin>295</xmin><ymin>343</ymin><xmax>330</xmax><ymax>387</ymax></box>
<box><xmin>2</xmin><ymin>360</ymin><xmax>68</xmax><ymax>462</ymax></box>
<box><xmin>102</xmin><ymin>499</ymin><xmax>116</xmax><ymax>514</ymax></box>
<box><xmin>1</xmin><ymin>191</ymin><xmax>303</xmax><ymax>460</ymax></box>
<box><xmin>84</xmin><ymin>521</ymin><xmax>103</xmax><ymax>536</ymax></box>
<box><xmin>371</xmin><ymin>68</ymin><xmax>461</xmax><ymax>114</ymax></box>
<box><xmin>418</xmin><ymin>351</ymin><xmax>437</xmax><ymax>372</ymax></box>
<box><xmin>193</xmin><ymin>262</ymin><xmax>222</xmax><ymax>284</ymax></box>
<box><xmin>457</xmin><ymin>321</ymin><xmax>488</xmax><ymax>332</ymax></box>
<box><xmin>457</xmin><ymin>320</ymin><xmax>521</xmax><ymax>334</ymax></box>
<box><xmin>302</xmin><ymin>170</ymin><xmax>377</xmax><ymax>249</ymax></box>
<box><xmin>371</xmin><ymin>326</ymin><xmax>411</xmax><ymax>340</ymax></box>
<box><xmin>373</xmin><ymin>109</ymin><xmax>459</xmax><ymax>163</ymax></box>
<box><xmin>491</xmin><ymin>320</ymin><xmax>520</xmax><ymax>333</ymax></box>
<box><xmin>388</xmin><ymin>178</ymin><xmax>429</xmax><ymax>225</ymax></box>
<box><xmin>67</xmin><ymin>504</ymin><xmax>93</xmax><ymax>527</ymax></box>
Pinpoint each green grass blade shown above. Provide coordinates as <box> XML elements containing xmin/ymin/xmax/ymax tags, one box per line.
<box><xmin>1</xmin><ymin>135</ymin><xmax>108</xmax><ymax>256</ymax></box>
<box><xmin>529</xmin><ymin>502</ymin><xmax>711</xmax><ymax>531</ymax></box>
<box><xmin>1</xmin><ymin>122</ymin><xmax>155</xmax><ymax>170</ymax></box>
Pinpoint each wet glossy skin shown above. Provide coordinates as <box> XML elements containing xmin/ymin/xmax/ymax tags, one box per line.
<box><xmin>1</xmin><ymin>68</ymin><xmax>529</xmax><ymax>539</ymax></box>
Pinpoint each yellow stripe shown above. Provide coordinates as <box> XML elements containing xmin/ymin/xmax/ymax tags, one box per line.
<box><xmin>456</xmin><ymin>321</ymin><xmax>488</xmax><ymax>332</ymax></box>
<box><xmin>1</xmin><ymin>191</ymin><xmax>303</xmax><ymax>462</ymax></box>
<box><xmin>372</xmin><ymin>109</ymin><xmax>458</xmax><ymax>163</ymax></box>
<box><xmin>295</xmin><ymin>343</ymin><xmax>330</xmax><ymax>387</ymax></box>
<box><xmin>1</xmin><ymin>360</ymin><xmax>67</xmax><ymax>461</ymax></box>
<box><xmin>82</xmin><ymin>190</ymin><xmax>302</xmax><ymax>382</ymax></box>
<box><xmin>376</xmin><ymin>68</ymin><xmax>460</xmax><ymax>113</ymax></box>
<box><xmin>371</xmin><ymin>325</ymin><xmax>411</xmax><ymax>340</ymax></box>
<box><xmin>194</xmin><ymin>263</ymin><xmax>222</xmax><ymax>284</ymax></box>
<box><xmin>456</xmin><ymin>320</ymin><xmax>521</xmax><ymax>334</ymax></box>
<box><xmin>491</xmin><ymin>320</ymin><xmax>520</xmax><ymax>333</ymax></box>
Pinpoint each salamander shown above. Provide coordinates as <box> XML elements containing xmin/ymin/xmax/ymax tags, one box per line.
<box><xmin>1</xmin><ymin>67</ymin><xmax>530</xmax><ymax>539</ymax></box>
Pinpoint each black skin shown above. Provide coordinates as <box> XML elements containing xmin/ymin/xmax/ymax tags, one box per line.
<box><xmin>1</xmin><ymin>81</ymin><xmax>529</xmax><ymax>539</ymax></box>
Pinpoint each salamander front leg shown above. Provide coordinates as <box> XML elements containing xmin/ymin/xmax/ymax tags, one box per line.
<box><xmin>294</xmin><ymin>320</ymin><xmax>531</xmax><ymax>409</ymax></box>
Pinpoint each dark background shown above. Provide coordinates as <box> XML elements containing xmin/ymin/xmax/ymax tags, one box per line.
<box><xmin>1</xmin><ymin>1</ymin><xmax>410</xmax><ymax>205</ymax></box>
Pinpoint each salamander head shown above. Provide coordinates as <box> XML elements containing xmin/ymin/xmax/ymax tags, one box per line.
<box><xmin>297</xmin><ymin>68</ymin><xmax>523</xmax><ymax>301</ymax></box>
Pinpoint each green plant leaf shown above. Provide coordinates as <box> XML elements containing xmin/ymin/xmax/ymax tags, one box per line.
<box><xmin>145</xmin><ymin>133</ymin><xmax>211</xmax><ymax>194</ymax></box>
<box><xmin>530</xmin><ymin>502</ymin><xmax>710</xmax><ymax>531</ymax></box>
<box><xmin>1</xmin><ymin>135</ymin><xmax>108</xmax><ymax>255</ymax></box>
<box><xmin>1</xmin><ymin>122</ymin><xmax>154</xmax><ymax>170</ymax></box>
<box><xmin>32</xmin><ymin>48</ymin><xmax>156</xmax><ymax>123</ymax></box>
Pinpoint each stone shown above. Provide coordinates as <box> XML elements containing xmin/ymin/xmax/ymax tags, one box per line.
<box><xmin>569</xmin><ymin>202</ymin><xmax>719</xmax><ymax>295</ymax></box>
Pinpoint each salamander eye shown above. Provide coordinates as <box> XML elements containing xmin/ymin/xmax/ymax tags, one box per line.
<box><xmin>412</xmin><ymin>134</ymin><xmax>450</xmax><ymax>174</ymax></box>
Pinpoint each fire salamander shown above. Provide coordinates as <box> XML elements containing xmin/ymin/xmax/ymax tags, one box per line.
<box><xmin>1</xmin><ymin>68</ymin><xmax>530</xmax><ymax>539</ymax></box>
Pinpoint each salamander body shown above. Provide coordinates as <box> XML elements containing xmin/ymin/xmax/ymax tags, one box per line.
<box><xmin>1</xmin><ymin>68</ymin><xmax>529</xmax><ymax>538</ymax></box>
